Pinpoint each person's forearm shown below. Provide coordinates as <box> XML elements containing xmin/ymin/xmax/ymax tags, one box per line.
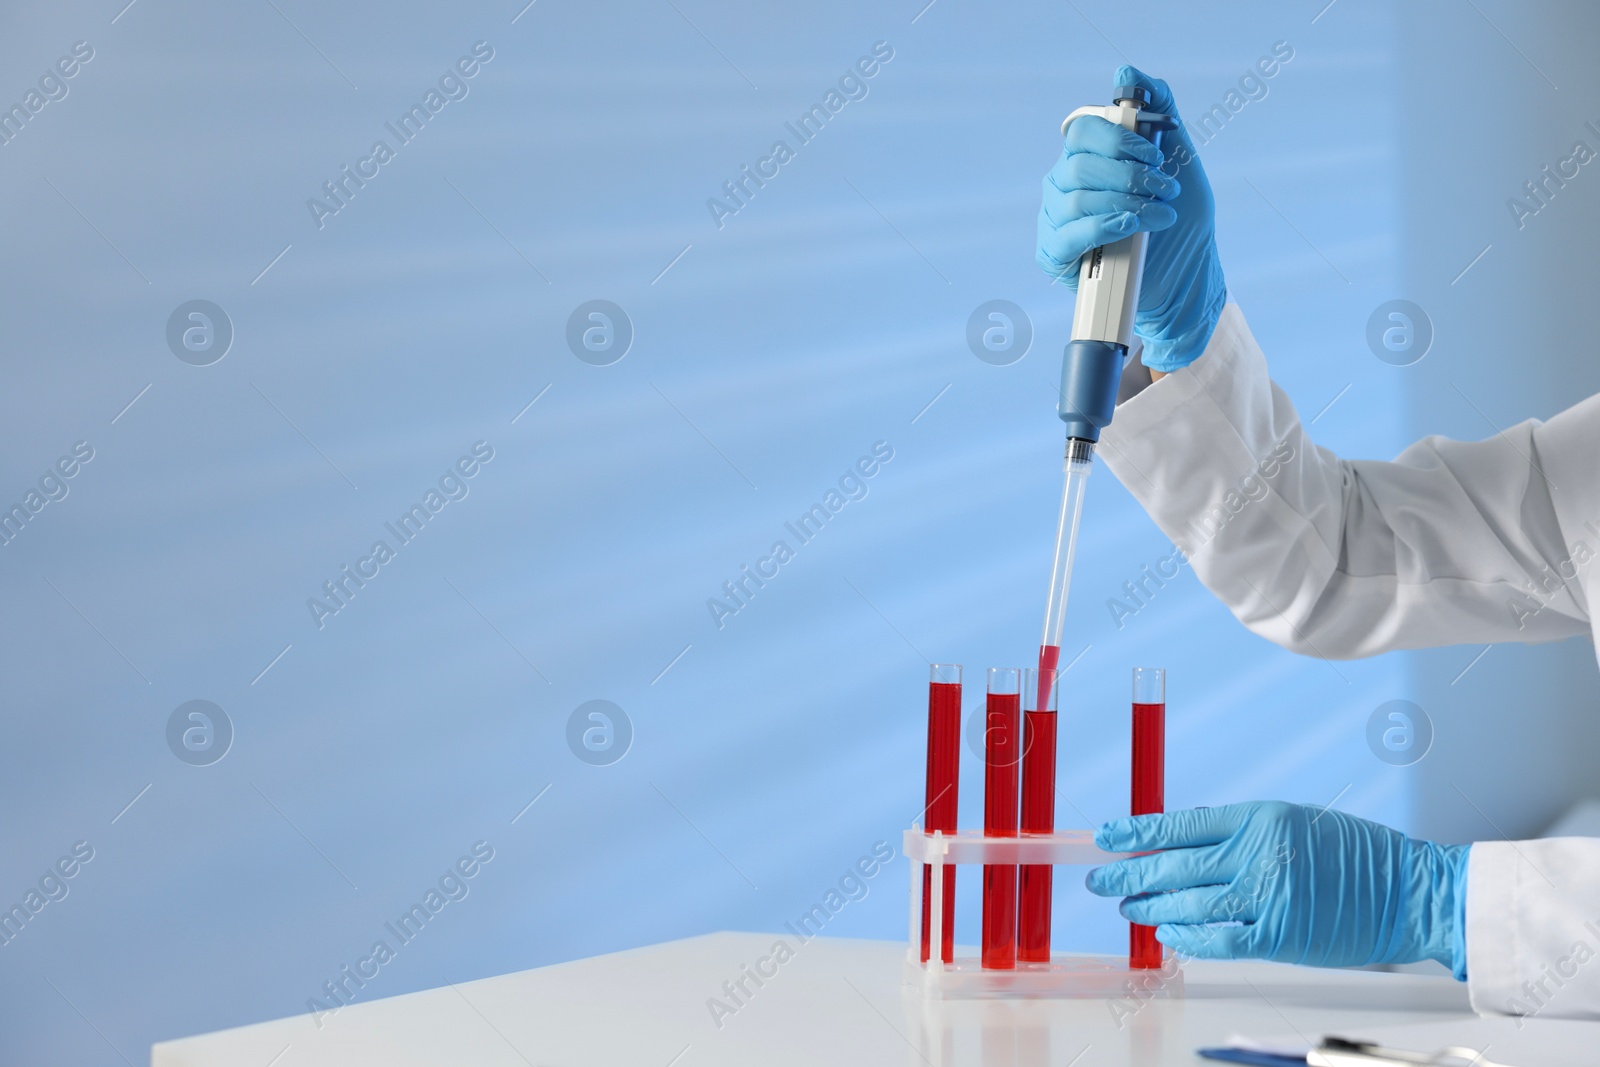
<box><xmin>1102</xmin><ymin>304</ymin><xmax>1591</xmax><ymax>656</ymax></box>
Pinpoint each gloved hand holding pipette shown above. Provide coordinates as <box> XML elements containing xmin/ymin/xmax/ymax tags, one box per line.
<box><xmin>1036</xmin><ymin>65</ymin><xmax>1227</xmax><ymax>371</ymax></box>
<box><xmin>1086</xmin><ymin>802</ymin><xmax>1470</xmax><ymax>975</ymax></box>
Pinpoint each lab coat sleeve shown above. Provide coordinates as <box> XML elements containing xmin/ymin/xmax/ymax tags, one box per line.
<box><xmin>1467</xmin><ymin>839</ymin><xmax>1600</xmax><ymax>1019</ymax></box>
<box><xmin>1097</xmin><ymin>303</ymin><xmax>1594</xmax><ymax>657</ymax></box>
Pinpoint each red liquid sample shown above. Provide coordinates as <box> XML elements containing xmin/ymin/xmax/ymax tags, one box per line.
<box><xmin>1034</xmin><ymin>644</ymin><xmax>1060</xmax><ymax>713</ymax></box>
<box><xmin>982</xmin><ymin>690</ymin><xmax>1021</xmax><ymax>969</ymax></box>
<box><xmin>1130</xmin><ymin>700</ymin><xmax>1166</xmax><ymax>969</ymax></box>
<box><xmin>1018</xmin><ymin>706</ymin><xmax>1057</xmax><ymax>962</ymax></box>
<box><xmin>921</xmin><ymin>680</ymin><xmax>961</xmax><ymax>964</ymax></box>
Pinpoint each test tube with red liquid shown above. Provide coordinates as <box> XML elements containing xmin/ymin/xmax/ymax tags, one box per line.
<box><xmin>1018</xmin><ymin>665</ymin><xmax>1057</xmax><ymax>963</ymax></box>
<box><xmin>982</xmin><ymin>667</ymin><xmax>1022</xmax><ymax>969</ymax></box>
<box><xmin>1130</xmin><ymin>666</ymin><xmax>1166</xmax><ymax>970</ymax></box>
<box><xmin>921</xmin><ymin>664</ymin><xmax>962</xmax><ymax>964</ymax></box>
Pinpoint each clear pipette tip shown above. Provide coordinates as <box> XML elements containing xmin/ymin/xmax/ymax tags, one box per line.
<box><xmin>1038</xmin><ymin>437</ymin><xmax>1094</xmax><ymax>700</ymax></box>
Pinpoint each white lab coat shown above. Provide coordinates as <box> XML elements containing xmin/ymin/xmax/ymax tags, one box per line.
<box><xmin>1099</xmin><ymin>303</ymin><xmax>1600</xmax><ymax>1020</ymax></box>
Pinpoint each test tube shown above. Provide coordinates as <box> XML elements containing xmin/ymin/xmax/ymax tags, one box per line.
<box><xmin>921</xmin><ymin>664</ymin><xmax>962</xmax><ymax>965</ymax></box>
<box><xmin>1130</xmin><ymin>667</ymin><xmax>1166</xmax><ymax>970</ymax></box>
<box><xmin>982</xmin><ymin>667</ymin><xmax>1022</xmax><ymax>970</ymax></box>
<box><xmin>1018</xmin><ymin>665</ymin><xmax>1057</xmax><ymax>963</ymax></box>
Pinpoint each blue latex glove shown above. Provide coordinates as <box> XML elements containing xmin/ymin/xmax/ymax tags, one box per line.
<box><xmin>1087</xmin><ymin>801</ymin><xmax>1470</xmax><ymax>977</ymax></box>
<box><xmin>1036</xmin><ymin>65</ymin><xmax>1227</xmax><ymax>372</ymax></box>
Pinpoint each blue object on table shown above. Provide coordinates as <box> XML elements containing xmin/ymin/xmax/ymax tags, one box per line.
<box><xmin>1197</xmin><ymin>1047</ymin><xmax>1307</xmax><ymax>1067</ymax></box>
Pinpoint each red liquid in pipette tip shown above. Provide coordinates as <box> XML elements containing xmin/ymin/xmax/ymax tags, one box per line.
<box><xmin>921</xmin><ymin>680</ymin><xmax>961</xmax><ymax>964</ymax></box>
<box><xmin>1130</xmin><ymin>699</ymin><xmax>1166</xmax><ymax>969</ymax></box>
<box><xmin>1035</xmin><ymin>644</ymin><xmax>1060</xmax><ymax>710</ymax></box>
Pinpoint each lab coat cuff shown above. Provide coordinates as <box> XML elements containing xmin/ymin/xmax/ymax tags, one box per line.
<box><xmin>1464</xmin><ymin>841</ymin><xmax>1529</xmax><ymax>1015</ymax></box>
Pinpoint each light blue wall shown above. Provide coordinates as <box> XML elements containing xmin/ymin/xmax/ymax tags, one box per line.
<box><xmin>3</xmin><ymin>1</ymin><xmax>1587</xmax><ymax>1063</ymax></box>
<box><xmin>1393</xmin><ymin>1</ymin><xmax>1600</xmax><ymax>843</ymax></box>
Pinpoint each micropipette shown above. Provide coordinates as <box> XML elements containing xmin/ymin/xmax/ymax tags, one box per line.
<box><xmin>1037</xmin><ymin>84</ymin><xmax>1176</xmax><ymax>698</ymax></box>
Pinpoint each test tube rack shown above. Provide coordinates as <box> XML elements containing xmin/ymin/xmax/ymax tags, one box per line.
<box><xmin>903</xmin><ymin>827</ymin><xmax>1183</xmax><ymax>999</ymax></box>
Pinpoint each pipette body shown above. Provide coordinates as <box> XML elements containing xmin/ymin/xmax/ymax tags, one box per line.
<box><xmin>1038</xmin><ymin>85</ymin><xmax>1174</xmax><ymax>684</ymax></box>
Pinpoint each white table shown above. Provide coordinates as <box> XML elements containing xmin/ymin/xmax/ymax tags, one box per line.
<box><xmin>152</xmin><ymin>932</ymin><xmax>1591</xmax><ymax>1065</ymax></box>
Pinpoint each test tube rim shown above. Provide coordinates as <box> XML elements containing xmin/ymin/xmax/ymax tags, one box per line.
<box><xmin>1132</xmin><ymin>665</ymin><xmax>1165</xmax><ymax>704</ymax></box>
<box><xmin>986</xmin><ymin>667</ymin><xmax>1023</xmax><ymax>694</ymax></box>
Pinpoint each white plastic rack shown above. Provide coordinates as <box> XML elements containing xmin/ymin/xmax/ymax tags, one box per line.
<box><xmin>903</xmin><ymin>827</ymin><xmax>1183</xmax><ymax>999</ymax></box>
